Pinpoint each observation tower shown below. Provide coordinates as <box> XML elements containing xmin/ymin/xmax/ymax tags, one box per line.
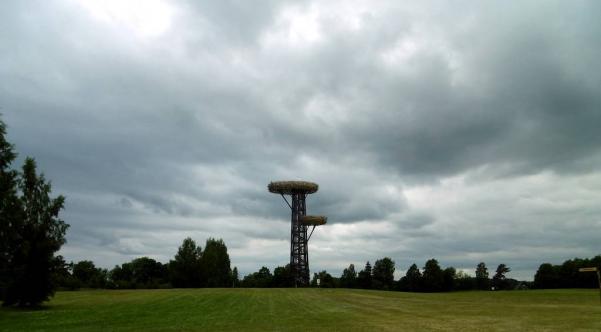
<box><xmin>268</xmin><ymin>181</ymin><xmax>327</xmax><ymax>286</ymax></box>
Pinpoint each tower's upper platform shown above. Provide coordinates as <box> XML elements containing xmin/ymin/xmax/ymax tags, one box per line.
<box><xmin>268</xmin><ymin>181</ymin><xmax>318</xmax><ymax>195</ymax></box>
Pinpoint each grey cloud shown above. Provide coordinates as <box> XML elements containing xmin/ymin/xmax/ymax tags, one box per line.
<box><xmin>177</xmin><ymin>0</ymin><xmax>300</xmax><ymax>46</ymax></box>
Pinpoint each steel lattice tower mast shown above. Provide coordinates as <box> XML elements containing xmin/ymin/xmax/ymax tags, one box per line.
<box><xmin>268</xmin><ymin>181</ymin><xmax>327</xmax><ymax>286</ymax></box>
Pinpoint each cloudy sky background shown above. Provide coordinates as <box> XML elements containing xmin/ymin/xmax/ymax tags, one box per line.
<box><xmin>2</xmin><ymin>0</ymin><xmax>600</xmax><ymax>280</ymax></box>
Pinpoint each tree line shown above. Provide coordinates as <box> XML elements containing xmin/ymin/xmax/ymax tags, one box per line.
<box><xmin>240</xmin><ymin>258</ymin><xmax>523</xmax><ymax>292</ymax></box>
<box><xmin>533</xmin><ymin>255</ymin><xmax>601</xmax><ymax>289</ymax></box>
<box><xmin>51</xmin><ymin>253</ymin><xmax>601</xmax><ymax>293</ymax></box>
<box><xmin>54</xmin><ymin>237</ymin><xmax>235</xmax><ymax>290</ymax></box>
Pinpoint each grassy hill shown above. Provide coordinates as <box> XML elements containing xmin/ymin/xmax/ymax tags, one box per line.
<box><xmin>1</xmin><ymin>288</ymin><xmax>600</xmax><ymax>331</ymax></box>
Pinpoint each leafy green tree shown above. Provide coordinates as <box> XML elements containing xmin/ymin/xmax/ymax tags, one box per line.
<box><xmin>357</xmin><ymin>261</ymin><xmax>372</xmax><ymax>289</ymax></box>
<box><xmin>231</xmin><ymin>266</ymin><xmax>239</xmax><ymax>287</ymax></box>
<box><xmin>73</xmin><ymin>260</ymin><xmax>107</xmax><ymax>288</ymax></box>
<box><xmin>557</xmin><ymin>256</ymin><xmax>601</xmax><ymax>288</ymax></box>
<box><xmin>73</xmin><ymin>261</ymin><xmax>96</xmax><ymax>286</ymax></box>
<box><xmin>340</xmin><ymin>264</ymin><xmax>357</xmax><ymax>288</ymax></box>
<box><xmin>491</xmin><ymin>264</ymin><xmax>510</xmax><ymax>290</ymax></box>
<box><xmin>400</xmin><ymin>263</ymin><xmax>422</xmax><ymax>292</ymax></box>
<box><xmin>0</xmin><ymin>118</ymin><xmax>20</xmax><ymax>301</ymax></box>
<box><xmin>257</xmin><ymin>266</ymin><xmax>273</xmax><ymax>287</ymax></box>
<box><xmin>311</xmin><ymin>270</ymin><xmax>336</xmax><ymax>288</ymax></box>
<box><xmin>454</xmin><ymin>270</ymin><xmax>475</xmax><ymax>291</ymax></box>
<box><xmin>558</xmin><ymin>259</ymin><xmax>579</xmax><ymax>288</ymax></box>
<box><xmin>2</xmin><ymin>157</ymin><xmax>69</xmax><ymax>306</ymax></box>
<box><xmin>442</xmin><ymin>267</ymin><xmax>456</xmax><ymax>291</ymax></box>
<box><xmin>533</xmin><ymin>263</ymin><xmax>560</xmax><ymax>289</ymax></box>
<box><xmin>422</xmin><ymin>259</ymin><xmax>444</xmax><ymax>292</ymax></box>
<box><xmin>256</xmin><ymin>267</ymin><xmax>273</xmax><ymax>287</ymax></box>
<box><xmin>130</xmin><ymin>257</ymin><xmax>167</xmax><ymax>288</ymax></box>
<box><xmin>475</xmin><ymin>262</ymin><xmax>490</xmax><ymax>290</ymax></box>
<box><xmin>169</xmin><ymin>237</ymin><xmax>202</xmax><ymax>288</ymax></box>
<box><xmin>372</xmin><ymin>257</ymin><xmax>395</xmax><ymax>290</ymax></box>
<box><xmin>52</xmin><ymin>256</ymin><xmax>79</xmax><ymax>290</ymax></box>
<box><xmin>201</xmin><ymin>238</ymin><xmax>231</xmax><ymax>287</ymax></box>
<box><xmin>532</xmin><ymin>256</ymin><xmax>601</xmax><ymax>289</ymax></box>
<box><xmin>272</xmin><ymin>265</ymin><xmax>293</xmax><ymax>287</ymax></box>
<box><xmin>109</xmin><ymin>263</ymin><xmax>133</xmax><ymax>289</ymax></box>
<box><xmin>241</xmin><ymin>267</ymin><xmax>272</xmax><ymax>287</ymax></box>
<box><xmin>108</xmin><ymin>257</ymin><xmax>167</xmax><ymax>289</ymax></box>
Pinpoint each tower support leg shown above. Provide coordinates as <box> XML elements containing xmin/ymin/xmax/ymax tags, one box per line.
<box><xmin>290</xmin><ymin>193</ymin><xmax>309</xmax><ymax>286</ymax></box>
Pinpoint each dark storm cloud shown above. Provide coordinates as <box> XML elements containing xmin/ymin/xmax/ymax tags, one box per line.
<box><xmin>1</xmin><ymin>0</ymin><xmax>600</xmax><ymax>278</ymax></box>
<box><xmin>178</xmin><ymin>0</ymin><xmax>302</xmax><ymax>45</ymax></box>
<box><xmin>328</xmin><ymin>3</ymin><xmax>601</xmax><ymax>179</ymax></box>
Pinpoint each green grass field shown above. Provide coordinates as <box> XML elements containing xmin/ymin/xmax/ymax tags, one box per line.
<box><xmin>1</xmin><ymin>288</ymin><xmax>600</xmax><ymax>331</ymax></box>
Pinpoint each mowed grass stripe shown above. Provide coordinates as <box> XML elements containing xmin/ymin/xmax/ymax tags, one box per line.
<box><xmin>1</xmin><ymin>289</ymin><xmax>600</xmax><ymax>331</ymax></box>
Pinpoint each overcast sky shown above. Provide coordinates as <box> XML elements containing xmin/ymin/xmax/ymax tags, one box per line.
<box><xmin>2</xmin><ymin>0</ymin><xmax>600</xmax><ymax>280</ymax></box>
